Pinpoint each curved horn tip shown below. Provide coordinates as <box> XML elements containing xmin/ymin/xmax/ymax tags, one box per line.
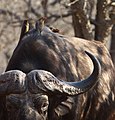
<box><xmin>85</xmin><ymin>50</ymin><xmax>101</xmax><ymax>74</ymax></box>
<box><xmin>61</xmin><ymin>51</ymin><xmax>101</xmax><ymax>96</ymax></box>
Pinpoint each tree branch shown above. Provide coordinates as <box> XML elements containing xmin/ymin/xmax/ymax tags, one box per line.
<box><xmin>0</xmin><ymin>9</ymin><xmax>21</xmax><ymax>21</ymax></box>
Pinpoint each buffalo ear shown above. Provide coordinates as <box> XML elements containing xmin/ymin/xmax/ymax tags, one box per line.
<box><xmin>19</xmin><ymin>20</ymin><xmax>30</xmax><ymax>41</ymax></box>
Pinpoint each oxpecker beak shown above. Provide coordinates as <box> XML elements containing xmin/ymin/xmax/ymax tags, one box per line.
<box><xmin>35</xmin><ymin>17</ymin><xmax>46</xmax><ymax>34</ymax></box>
<box><xmin>19</xmin><ymin>20</ymin><xmax>30</xmax><ymax>42</ymax></box>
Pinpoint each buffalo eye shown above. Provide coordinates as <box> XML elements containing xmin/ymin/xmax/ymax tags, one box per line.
<box><xmin>33</xmin><ymin>95</ymin><xmax>49</xmax><ymax>114</ymax></box>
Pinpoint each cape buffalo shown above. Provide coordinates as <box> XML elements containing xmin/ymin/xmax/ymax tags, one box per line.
<box><xmin>0</xmin><ymin>19</ymin><xmax>115</xmax><ymax>120</ymax></box>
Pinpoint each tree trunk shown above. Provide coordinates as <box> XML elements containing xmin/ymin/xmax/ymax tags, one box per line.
<box><xmin>95</xmin><ymin>0</ymin><xmax>113</xmax><ymax>48</ymax></box>
<box><xmin>70</xmin><ymin>0</ymin><xmax>93</xmax><ymax>40</ymax></box>
<box><xmin>110</xmin><ymin>25</ymin><xmax>115</xmax><ymax>64</ymax></box>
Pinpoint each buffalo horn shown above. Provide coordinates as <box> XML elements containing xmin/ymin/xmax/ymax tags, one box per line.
<box><xmin>27</xmin><ymin>51</ymin><xmax>101</xmax><ymax>96</ymax></box>
<box><xmin>0</xmin><ymin>70</ymin><xmax>26</xmax><ymax>96</ymax></box>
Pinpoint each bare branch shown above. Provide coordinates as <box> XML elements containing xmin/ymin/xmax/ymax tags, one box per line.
<box><xmin>41</xmin><ymin>0</ymin><xmax>48</xmax><ymax>17</ymax></box>
<box><xmin>0</xmin><ymin>9</ymin><xmax>21</xmax><ymax>21</ymax></box>
<box><xmin>48</xmin><ymin>12</ymin><xmax>71</xmax><ymax>23</ymax></box>
<box><xmin>67</xmin><ymin>0</ymin><xmax>80</xmax><ymax>6</ymax></box>
<box><xmin>23</xmin><ymin>0</ymin><xmax>41</xmax><ymax>18</ymax></box>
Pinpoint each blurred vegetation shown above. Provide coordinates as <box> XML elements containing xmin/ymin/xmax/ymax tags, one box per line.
<box><xmin>0</xmin><ymin>0</ymin><xmax>115</xmax><ymax>73</ymax></box>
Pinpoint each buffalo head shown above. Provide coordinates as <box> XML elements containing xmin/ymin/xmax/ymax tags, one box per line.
<box><xmin>0</xmin><ymin>20</ymin><xmax>101</xmax><ymax>120</ymax></box>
